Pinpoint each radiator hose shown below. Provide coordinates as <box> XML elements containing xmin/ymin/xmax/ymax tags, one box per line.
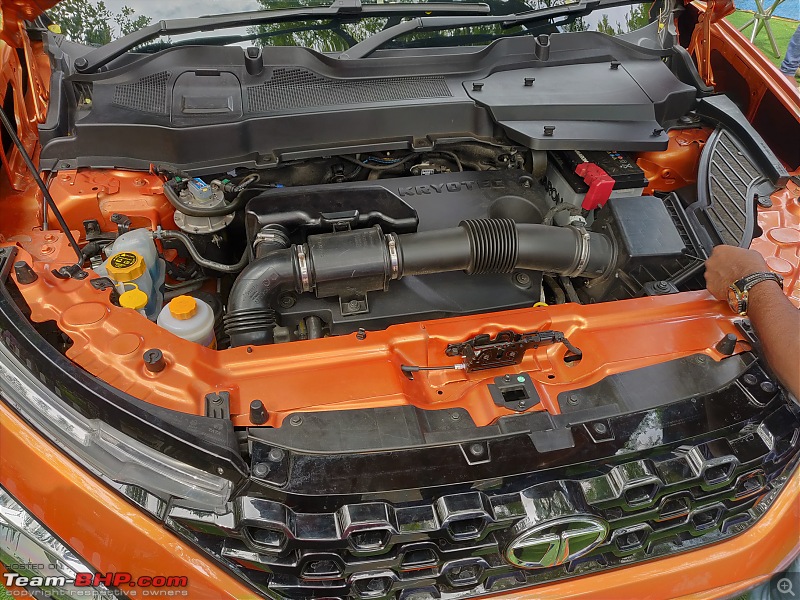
<box><xmin>224</xmin><ymin>219</ymin><xmax>614</xmax><ymax>346</ymax></box>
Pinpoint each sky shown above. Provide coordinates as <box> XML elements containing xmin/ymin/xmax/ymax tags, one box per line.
<box><xmin>101</xmin><ymin>0</ymin><xmax>263</xmax><ymax>22</ymax></box>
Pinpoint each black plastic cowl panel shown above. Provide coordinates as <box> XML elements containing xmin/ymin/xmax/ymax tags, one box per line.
<box><xmin>43</xmin><ymin>33</ymin><xmax>697</xmax><ymax>173</ymax></box>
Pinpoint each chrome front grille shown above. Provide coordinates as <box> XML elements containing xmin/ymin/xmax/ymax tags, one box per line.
<box><xmin>167</xmin><ymin>394</ymin><xmax>800</xmax><ymax>599</ymax></box>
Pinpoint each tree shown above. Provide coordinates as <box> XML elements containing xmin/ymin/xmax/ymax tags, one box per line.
<box><xmin>48</xmin><ymin>0</ymin><xmax>152</xmax><ymax>45</ymax></box>
<box><xmin>595</xmin><ymin>2</ymin><xmax>653</xmax><ymax>36</ymax></box>
<box><xmin>596</xmin><ymin>13</ymin><xmax>623</xmax><ymax>36</ymax></box>
<box><xmin>118</xmin><ymin>6</ymin><xmax>153</xmax><ymax>37</ymax></box>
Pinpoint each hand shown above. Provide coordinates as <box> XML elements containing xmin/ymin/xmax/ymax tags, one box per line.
<box><xmin>704</xmin><ymin>245</ymin><xmax>769</xmax><ymax>301</ymax></box>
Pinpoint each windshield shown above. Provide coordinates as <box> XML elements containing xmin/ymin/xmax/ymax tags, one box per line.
<box><xmin>47</xmin><ymin>0</ymin><xmax>655</xmax><ymax>53</ymax></box>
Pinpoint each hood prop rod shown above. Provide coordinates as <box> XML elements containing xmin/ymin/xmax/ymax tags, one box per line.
<box><xmin>0</xmin><ymin>107</ymin><xmax>83</xmax><ymax>263</ymax></box>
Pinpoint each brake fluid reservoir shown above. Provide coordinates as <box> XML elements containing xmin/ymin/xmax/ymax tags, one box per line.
<box><xmin>157</xmin><ymin>295</ymin><xmax>216</xmax><ymax>348</ymax></box>
<box><xmin>105</xmin><ymin>251</ymin><xmax>158</xmax><ymax>319</ymax></box>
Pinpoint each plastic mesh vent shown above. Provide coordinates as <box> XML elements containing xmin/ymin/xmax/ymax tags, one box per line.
<box><xmin>113</xmin><ymin>71</ymin><xmax>171</xmax><ymax>114</ymax></box>
<box><xmin>246</xmin><ymin>67</ymin><xmax>451</xmax><ymax>112</ymax></box>
<box><xmin>707</xmin><ymin>130</ymin><xmax>760</xmax><ymax>246</ymax></box>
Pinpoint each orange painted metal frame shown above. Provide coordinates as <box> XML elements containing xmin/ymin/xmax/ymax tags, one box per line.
<box><xmin>7</xmin><ymin>180</ymin><xmax>798</xmax><ymax>427</ymax></box>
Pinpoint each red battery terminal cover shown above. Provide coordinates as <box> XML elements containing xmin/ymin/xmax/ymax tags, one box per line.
<box><xmin>575</xmin><ymin>163</ymin><xmax>615</xmax><ymax>211</ymax></box>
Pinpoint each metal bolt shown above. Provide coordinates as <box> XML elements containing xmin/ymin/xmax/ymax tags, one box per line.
<box><xmin>472</xmin><ymin>82</ymin><xmax>484</xmax><ymax>91</ymax></box>
<box><xmin>252</xmin><ymin>463</ymin><xmax>270</xmax><ymax>478</ymax></box>
<box><xmin>610</xmin><ymin>60</ymin><xmax>621</xmax><ymax>70</ymax></box>
<box><xmin>760</xmin><ymin>381</ymin><xmax>777</xmax><ymax>394</ymax></box>
<box><xmin>524</xmin><ymin>77</ymin><xmax>535</xmax><ymax>86</ymax></box>
<box><xmin>543</xmin><ymin>125</ymin><xmax>556</xmax><ymax>137</ymax></box>
<box><xmin>593</xmin><ymin>422</ymin><xmax>608</xmax><ymax>435</ymax></box>
<box><xmin>356</xmin><ymin>328</ymin><xmax>367</xmax><ymax>340</ymax></box>
<box><xmin>503</xmin><ymin>374</ymin><xmax>512</xmax><ymax>382</ymax></box>
<box><xmin>290</xmin><ymin>415</ymin><xmax>303</xmax><ymax>426</ymax></box>
<box><xmin>217</xmin><ymin>467</ymin><xmax>224</xmax><ymax>475</ymax></box>
<box><xmin>348</xmin><ymin>299</ymin><xmax>360</xmax><ymax>311</ymax></box>
<box><xmin>268</xmin><ymin>448</ymin><xmax>285</xmax><ymax>462</ymax></box>
<box><xmin>654</xmin><ymin>281</ymin><xmax>670</xmax><ymax>292</ymax></box>
<box><xmin>469</xmin><ymin>443</ymin><xmax>485</xmax><ymax>457</ymax></box>
<box><xmin>43</xmin><ymin>233</ymin><xmax>57</xmax><ymax>242</ymax></box>
<box><xmin>451</xmin><ymin>411</ymin><xmax>461</xmax><ymax>420</ymax></box>
<box><xmin>278</xmin><ymin>294</ymin><xmax>296</xmax><ymax>309</ymax></box>
<box><xmin>40</xmin><ymin>244</ymin><xmax>55</xmax><ymax>255</ymax></box>
<box><xmin>652</xmin><ymin>128</ymin><xmax>665</xmax><ymax>137</ymax></box>
<box><xmin>743</xmin><ymin>373</ymin><xmax>758</xmax><ymax>386</ymax></box>
<box><xmin>517</xmin><ymin>400</ymin><xmax>526</xmax><ymax>409</ymax></box>
<box><xmin>133</xmin><ymin>178</ymin><xmax>148</xmax><ymax>187</ymax></box>
<box><xmin>567</xmin><ymin>394</ymin><xmax>579</xmax><ymax>406</ymax></box>
<box><xmin>514</xmin><ymin>272</ymin><xmax>532</xmax><ymax>287</ymax></box>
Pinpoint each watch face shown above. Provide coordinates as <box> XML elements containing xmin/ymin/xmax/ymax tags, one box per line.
<box><xmin>727</xmin><ymin>287</ymin><xmax>744</xmax><ymax>314</ymax></box>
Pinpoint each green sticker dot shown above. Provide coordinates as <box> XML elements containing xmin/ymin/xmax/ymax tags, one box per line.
<box><xmin>517</xmin><ymin>376</ymin><xmax>526</xmax><ymax>383</ymax></box>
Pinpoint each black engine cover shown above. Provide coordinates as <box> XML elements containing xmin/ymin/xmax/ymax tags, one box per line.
<box><xmin>246</xmin><ymin>169</ymin><xmax>551</xmax><ymax>335</ymax></box>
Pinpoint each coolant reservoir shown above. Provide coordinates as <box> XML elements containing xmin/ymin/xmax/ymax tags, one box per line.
<box><xmin>157</xmin><ymin>295</ymin><xmax>216</xmax><ymax>348</ymax></box>
<box><xmin>106</xmin><ymin>229</ymin><xmax>160</xmax><ymax>282</ymax></box>
<box><xmin>96</xmin><ymin>230</ymin><xmax>165</xmax><ymax>318</ymax></box>
<box><xmin>105</xmin><ymin>251</ymin><xmax>159</xmax><ymax>318</ymax></box>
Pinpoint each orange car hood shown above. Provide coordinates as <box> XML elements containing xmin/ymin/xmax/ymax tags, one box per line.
<box><xmin>1</xmin><ymin>0</ymin><xmax>59</xmax><ymax>44</ymax></box>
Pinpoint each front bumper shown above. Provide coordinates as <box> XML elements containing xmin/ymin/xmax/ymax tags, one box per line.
<box><xmin>2</xmin><ymin>398</ymin><xmax>799</xmax><ymax>600</ymax></box>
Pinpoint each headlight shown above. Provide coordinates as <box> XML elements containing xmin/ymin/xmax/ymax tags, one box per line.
<box><xmin>0</xmin><ymin>339</ymin><xmax>231</xmax><ymax>514</ymax></box>
<box><xmin>0</xmin><ymin>486</ymin><xmax>115</xmax><ymax>599</ymax></box>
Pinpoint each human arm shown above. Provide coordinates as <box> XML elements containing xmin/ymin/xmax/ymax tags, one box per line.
<box><xmin>705</xmin><ymin>245</ymin><xmax>800</xmax><ymax>398</ymax></box>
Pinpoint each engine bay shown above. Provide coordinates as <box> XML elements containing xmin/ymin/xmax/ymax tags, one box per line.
<box><xmin>23</xmin><ymin>139</ymin><xmax>713</xmax><ymax>352</ymax></box>
<box><xmin>5</xmin><ymin>18</ymin><xmax>796</xmax><ymax>430</ymax></box>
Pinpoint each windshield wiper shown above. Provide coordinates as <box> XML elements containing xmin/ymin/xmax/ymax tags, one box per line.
<box><xmin>340</xmin><ymin>0</ymin><xmax>637</xmax><ymax>59</ymax></box>
<box><xmin>72</xmin><ymin>0</ymin><xmax>491</xmax><ymax>74</ymax></box>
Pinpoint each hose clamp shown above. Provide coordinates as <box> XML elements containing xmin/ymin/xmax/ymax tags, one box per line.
<box><xmin>566</xmin><ymin>226</ymin><xmax>591</xmax><ymax>278</ymax></box>
<box><xmin>296</xmin><ymin>245</ymin><xmax>311</xmax><ymax>292</ymax></box>
<box><xmin>387</xmin><ymin>234</ymin><xmax>400</xmax><ymax>280</ymax></box>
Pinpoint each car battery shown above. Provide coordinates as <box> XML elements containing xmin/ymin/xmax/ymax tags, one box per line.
<box><xmin>545</xmin><ymin>150</ymin><xmax>649</xmax><ymax>211</ymax></box>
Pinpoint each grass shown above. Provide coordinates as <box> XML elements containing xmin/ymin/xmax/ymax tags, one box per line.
<box><xmin>726</xmin><ymin>10</ymin><xmax>800</xmax><ymax>84</ymax></box>
<box><xmin>0</xmin><ymin>584</ymin><xmax>10</xmax><ymax>600</ymax></box>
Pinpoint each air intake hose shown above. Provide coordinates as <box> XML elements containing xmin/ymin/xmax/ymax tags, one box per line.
<box><xmin>225</xmin><ymin>219</ymin><xmax>614</xmax><ymax>346</ymax></box>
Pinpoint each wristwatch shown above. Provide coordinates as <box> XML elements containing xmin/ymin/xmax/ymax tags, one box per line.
<box><xmin>726</xmin><ymin>272</ymin><xmax>784</xmax><ymax>315</ymax></box>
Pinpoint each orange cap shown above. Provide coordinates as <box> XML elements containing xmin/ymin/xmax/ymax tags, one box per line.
<box><xmin>119</xmin><ymin>287</ymin><xmax>148</xmax><ymax>311</ymax></box>
<box><xmin>169</xmin><ymin>296</ymin><xmax>197</xmax><ymax>320</ymax></box>
<box><xmin>107</xmin><ymin>251</ymin><xmax>146</xmax><ymax>282</ymax></box>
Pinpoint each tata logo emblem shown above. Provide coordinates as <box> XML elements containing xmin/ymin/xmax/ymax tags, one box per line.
<box><xmin>505</xmin><ymin>516</ymin><xmax>608</xmax><ymax>569</ymax></box>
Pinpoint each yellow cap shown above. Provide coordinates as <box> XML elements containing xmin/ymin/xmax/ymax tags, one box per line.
<box><xmin>119</xmin><ymin>288</ymin><xmax>148</xmax><ymax>310</ymax></box>
<box><xmin>169</xmin><ymin>295</ymin><xmax>198</xmax><ymax>320</ymax></box>
<box><xmin>107</xmin><ymin>251</ymin><xmax>146</xmax><ymax>282</ymax></box>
